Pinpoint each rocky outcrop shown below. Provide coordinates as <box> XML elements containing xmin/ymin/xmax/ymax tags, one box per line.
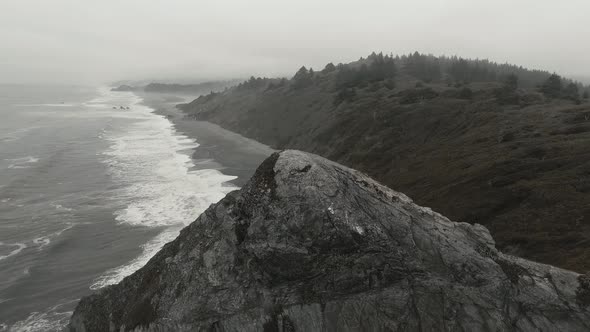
<box><xmin>69</xmin><ymin>150</ymin><xmax>590</xmax><ymax>331</ymax></box>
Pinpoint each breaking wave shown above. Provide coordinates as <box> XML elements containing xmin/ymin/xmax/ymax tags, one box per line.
<box><xmin>90</xmin><ymin>90</ymin><xmax>237</xmax><ymax>289</ymax></box>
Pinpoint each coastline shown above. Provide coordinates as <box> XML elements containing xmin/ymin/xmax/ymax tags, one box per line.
<box><xmin>138</xmin><ymin>92</ymin><xmax>275</xmax><ymax>187</ymax></box>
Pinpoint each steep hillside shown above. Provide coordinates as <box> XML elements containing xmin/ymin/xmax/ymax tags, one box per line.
<box><xmin>180</xmin><ymin>53</ymin><xmax>590</xmax><ymax>272</ymax></box>
<box><xmin>69</xmin><ymin>151</ymin><xmax>590</xmax><ymax>331</ymax></box>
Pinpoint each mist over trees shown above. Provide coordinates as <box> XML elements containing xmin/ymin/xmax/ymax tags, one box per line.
<box><xmin>220</xmin><ymin>51</ymin><xmax>588</xmax><ymax>107</ymax></box>
<box><xmin>333</xmin><ymin>52</ymin><xmax>585</xmax><ymax>94</ymax></box>
<box><xmin>236</xmin><ymin>76</ymin><xmax>273</xmax><ymax>90</ymax></box>
<box><xmin>397</xmin><ymin>52</ymin><xmax>572</xmax><ymax>89</ymax></box>
<box><xmin>334</xmin><ymin>52</ymin><xmax>396</xmax><ymax>88</ymax></box>
<box><xmin>538</xmin><ymin>73</ymin><xmax>585</xmax><ymax>103</ymax></box>
<box><xmin>292</xmin><ymin>66</ymin><xmax>315</xmax><ymax>89</ymax></box>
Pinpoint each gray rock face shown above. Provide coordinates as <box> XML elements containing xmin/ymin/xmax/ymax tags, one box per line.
<box><xmin>69</xmin><ymin>150</ymin><xmax>590</xmax><ymax>332</ymax></box>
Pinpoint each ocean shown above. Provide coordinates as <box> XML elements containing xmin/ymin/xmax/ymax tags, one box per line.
<box><xmin>0</xmin><ymin>85</ymin><xmax>237</xmax><ymax>331</ymax></box>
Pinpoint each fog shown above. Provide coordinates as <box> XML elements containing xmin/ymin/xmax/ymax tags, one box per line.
<box><xmin>1</xmin><ymin>0</ymin><xmax>589</xmax><ymax>85</ymax></box>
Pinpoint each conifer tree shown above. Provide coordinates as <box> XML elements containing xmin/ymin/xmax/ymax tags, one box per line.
<box><xmin>540</xmin><ymin>74</ymin><xmax>562</xmax><ymax>98</ymax></box>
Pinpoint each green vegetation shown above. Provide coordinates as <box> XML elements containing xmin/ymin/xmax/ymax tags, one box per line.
<box><xmin>335</xmin><ymin>52</ymin><xmax>396</xmax><ymax>88</ymax></box>
<box><xmin>292</xmin><ymin>66</ymin><xmax>314</xmax><ymax>89</ymax></box>
<box><xmin>322</xmin><ymin>62</ymin><xmax>336</xmax><ymax>74</ymax></box>
<box><xmin>539</xmin><ymin>74</ymin><xmax>563</xmax><ymax>98</ymax></box>
<box><xmin>563</xmin><ymin>82</ymin><xmax>581</xmax><ymax>103</ymax></box>
<box><xmin>538</xmin><ymin>74</ymin><xmax>584</xmax><ymax>103</ymax></box>
<box><xmin>494</xmin><ymin>74</ymin><xmax>520</xmax><ymax>105</ymax></box>
<box><xmin>237</xmin><ymin>76</ymin><xmax>273</xmax><ymax>90</ymax></box>
<box><xmin>180</xmin><ymin>52</ymin><xmax>590</xmax><ymax>272</ymax></box>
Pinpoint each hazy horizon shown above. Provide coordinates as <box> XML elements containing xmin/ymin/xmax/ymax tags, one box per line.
<box><xmin>2</xmin><ymin>0</ymin><xmax>589</xmax><ymax>85</ymax></box>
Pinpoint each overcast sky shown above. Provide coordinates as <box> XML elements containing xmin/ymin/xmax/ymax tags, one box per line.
<box><xmin>1</xmin><ymin>0</ymin><xmax>589</xmax><ymax>85</ymax></box>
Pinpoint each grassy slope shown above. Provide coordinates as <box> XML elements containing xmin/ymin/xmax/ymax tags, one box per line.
<box><xmin>180</xmin><ymin>69</ymin><xmax>590</xmax><ymax>272</ymax></box>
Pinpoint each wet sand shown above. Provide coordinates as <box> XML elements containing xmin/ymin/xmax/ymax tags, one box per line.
<box><xmin>139</xmin><ymin>92</ymin><xmax>275</xmax><ymax>187</ymax></box>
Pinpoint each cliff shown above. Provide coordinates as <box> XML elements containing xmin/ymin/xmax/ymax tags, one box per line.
<box><xmin>179</xmin><ymin>60</ymin><xmax>590</xmax><ymax>272</ymax></box>
<box><xmin>69</xmin><ymin>150</ymin><xmax>590</xmax><ymax>331</ymax></box>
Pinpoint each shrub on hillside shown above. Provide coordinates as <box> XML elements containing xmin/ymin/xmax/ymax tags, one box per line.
<box><xmin>322</xmin><ymin>62</ymin><xmax>336</xmax><ymax>74</ymax></box>
<box><xmin>333</xmin><ymin>88</ymin><xmax>357</xmax><ymax>105</ymax></box>
<box><xmin>384</xmin><ymin>79</ymin><xmax>396</xmax><ymax>90</ymax></box>
<box><xmin>335</xmin><ymin>53</ymin><xmax>396</xmax><ymax>88</ymax></box>
<box><xmin>494</xmin><ymin>73</ymin><xmax>520</xmax><ymax>105</ymax></box>
<box><xmin>459</xmin><ymin>87</ymin><xmax>473</xmax><ymax>100</ymax></box>
<box><xmin>539</xmin><ymin>74</ymin><xmax>563</xmax><ymax>99</ymax></box>
<box><xmin>292</xmin><ymin>66</ymin><xmax>314</xmax><ymax>89</ymax></box>
<box><xmin>398</xmin><ymin>88</ymin><xmax>438</xmax><ymax>104</ymax></box>
<box><xmin>563</xmin><ymin>83</ymin><xmax>581</xmax><ymax>103</ymax></box>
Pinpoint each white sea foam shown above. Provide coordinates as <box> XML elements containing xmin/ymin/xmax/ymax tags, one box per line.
<box><xmin>5</xmin><ymin>156</ymin><xmax>39</xmax><ymax>169</ymax></box>
<box><xmin>50</xmin><ymin>203</ymin><xmax>73</xmax><ymax>212</ymax></box>
<box><xmin>0</xmin><ymin>242</ymin><xmax>27</xmax><ymax>261</ymax></box>
<box><xmin>8</xmin><ymin>301</ymin><xmax>75</xmax><ymax>332</ymax></box>
<box><xmin>6</xmin><ymin>156</ymin><xmax>39</xmax><ymax>163</ymax></box>
<box><xmin>0</xmin><ymin>126</ymin><xmax>40</xmax><ymax>143</ymax></box>
<box><xmin>32</xmin><ymin>237</ymin><xmax>51</xmax><ymax>249</ymax></box>
<box><xmin>90</xmin><ymin>227</ymin><xmax>180</xmax><ymax>289</ymax></box>
<box><xmin>91</xmin><ymin>90</ymin><xmax>237</xmax><ymax>289</ymax></box>
<box><xmin>31</xmin><ymin>223</ymin><xmax>74</xmax><ymax>251</ymax></box>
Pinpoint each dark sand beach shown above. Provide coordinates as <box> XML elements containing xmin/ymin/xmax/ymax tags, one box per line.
<box><xmin>140</xmin><ymin>93</ymin><xmax>275</xmax><ymax>187</ymax></box>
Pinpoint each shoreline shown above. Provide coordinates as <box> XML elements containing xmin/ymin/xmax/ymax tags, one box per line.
<box><xmin>138</xmin><ymin>92</ymin><xmax>275</xmax><ymax>187</ymax></box>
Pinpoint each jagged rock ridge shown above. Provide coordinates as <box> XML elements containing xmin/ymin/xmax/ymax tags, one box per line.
<box><xmin>69</xmin><ymin>150</ymin><xmax>590</xmax><ymax>331</ymax></box>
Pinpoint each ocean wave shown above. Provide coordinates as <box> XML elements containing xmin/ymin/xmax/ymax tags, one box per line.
<box><xmin>0</xmin><ymin>126</ymin><xmax>41</xmax><ymax>143</ymax></box>
<box><xmin>0</xmin><ymin>136</ymin><xmax>17</xmax><ymax>143</ymax></box>
<box><xmin>83</xmin><ymin>87</ymin><xmax>138</xmax><ymax>112</ymax></box>
<box><xmin>31</xmin><ymin>223</ymin><xmax>74</xmax><ymax>251</ymax></box>
<box><xmin>91</xmin><ymin>90</ymin><xmax>237</xmax><ymax>288</ymax></box>
<box><xmin>13</xmin><ymin>103</ymin><xmax>75</xmax><ymax>107</ymax></box>
<box><xmin>102</xmin><ymin>95</ymin><xmax>236</xmax><ymax>229</ymax></box>
<box><xmin>0</xmin><ymin>223</ymin><xmax>74</xmax><ymax>259</ymax></box>
<box><xmin>32</xmin><ymin>237</ymin><xmax>51</xmax><ymax>250</ymax></box>
<box><xmin>0</xmin><ymin>242</ymin><xmax>27</xmax><ymax>261</ymax></box>
<box><xmin>5</xmin><ymin>156</ymin><xmax>39</xmax><ymax>163</ymax></box>
<box><xmin>5</xmin><ymin>156</ymin><xmax>39</xmax><ymax>169</ymax></box>
<box><xmin>7</xmin><ymin>301</ymin><xmax>75</xmax><ymax>332</ymax></box>
<box><xmin>90</xmin><ymin>227</ymin><xmax>180</xmax><ymax>289</ymax></box>
<box><xmin>50</xmin><ymin>203</ymin><xmax>73</xmax><ymax>212</ymax></box>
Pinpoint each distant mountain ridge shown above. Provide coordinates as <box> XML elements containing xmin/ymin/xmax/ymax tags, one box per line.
<box><xmin>111</xmin><ymin>80</ymin><xmax>242</xmax><ymax>95</ymax></box>
<box><xmin>144</xmin><ymin>81</ymin><xmax>241</xmax><ymax>94</ymax></box>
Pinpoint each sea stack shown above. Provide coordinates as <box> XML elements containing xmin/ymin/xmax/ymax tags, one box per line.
<box><xmin>69</xmin><ymin>150</ymin><xmax>590</xmax><ymax>331</ymax></box>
